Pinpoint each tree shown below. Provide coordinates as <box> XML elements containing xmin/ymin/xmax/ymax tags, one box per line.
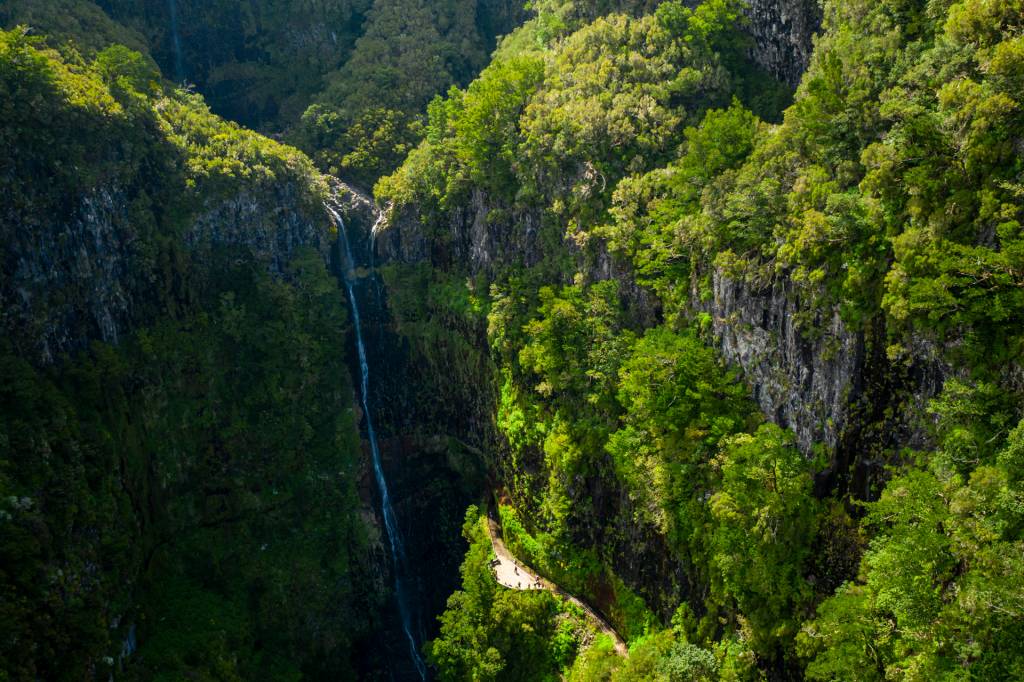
<box><xmin>709</xmin><ymin>424</ymin><xmax>819</xmax><ymax>654</ymax></box>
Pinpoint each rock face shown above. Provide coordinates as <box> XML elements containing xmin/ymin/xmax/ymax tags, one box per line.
<box><xmin>1</xmin><ymin>181</ymin><xmax>330</xmax><ymax>363</ymax></box>
<box><xmin>689</xmin><ymin>266</ymin><xmax>954</xmax><ymax>465</ymax></box>
<box><xmin>743</xmin><ymin>0</ymin><xmax>822</xmax><ymax>87</ymax></box>
<box><xmin>2</xmin><ymin>187</ymin><xmax>135</xmax><ymax>363</ymax></box>
<box><xmin>378</xmin><ymin>188</ymin><xmax>543</xmax><ymax>271</ymax></box>
<box><xmin>692</xmin><ymin>269</ymin><xmax>861</xmax><ymax>454</ymax></box>
<box><xmin>185</xmin><ymin>183</ymin><xmax>331</xmax><ymax>274</ymax></box>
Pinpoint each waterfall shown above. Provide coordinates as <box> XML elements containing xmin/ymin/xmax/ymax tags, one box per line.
<box><xmin>327</xmin><ymin>205</ymin><xmax>428</xmax><ymax>680</ymax></box>
<box><xmin>167</xmin><ymin>0</ymin><xmax>185</xmax><ymax>83</ymax></box>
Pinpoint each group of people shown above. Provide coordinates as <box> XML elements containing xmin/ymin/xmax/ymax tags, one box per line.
<box><xmin>489</xmin><ymin>557</ymin><xmax>544</xmax><ymax>590</ymax></box>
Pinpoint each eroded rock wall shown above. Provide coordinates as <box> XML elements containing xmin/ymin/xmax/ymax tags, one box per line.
<box><xmin>1</xmin><ymin>181</ymin><xmax>330</xmax><ymax>363</ymax></box>
<box><xmin>744</xmin><ymin>0</ymin><xmax>822</xmax><ymax>87</ymax></box>
<box><xmin>692</xmin><ymin>269</ymin><xmax>861</xmax><ymax>453</ymax></box>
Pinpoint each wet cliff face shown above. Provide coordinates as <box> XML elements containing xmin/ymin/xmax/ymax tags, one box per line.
<box><xmin>329</xmin><ymin>185</ymin><xmax>491</xmax><ymax>679</ymax></box>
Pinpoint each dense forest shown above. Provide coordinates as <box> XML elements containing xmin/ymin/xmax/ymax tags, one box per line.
<box><xmin>2</xmin><ymin>0</ymin><xmax>1023</xmax><ymax>680</ymax></box>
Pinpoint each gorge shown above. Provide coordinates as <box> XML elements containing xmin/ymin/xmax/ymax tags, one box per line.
<box><xmin>329</xmin><ymin>201</ymin><xmax>427</xmax><ymax>679</ymax></box>
<box><xmin>2</xmin><ymin>0</ymin><xmax>1023</xmax><ymax>680</ymax></box>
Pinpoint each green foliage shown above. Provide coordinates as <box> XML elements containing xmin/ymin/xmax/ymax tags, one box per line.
<box><xmin>876</xmin><ymin>3</ymin><xmax>1024</xmax><ymax>368</ymax></box>
<box><xmin>9</xmin><ymin>0</ymin><xmax>1024</xmax><ymax>676</ymax></box>
<box><xmin>564</xmin><ymin>627</ymin><xmax>720</xmax><ymax>682</ymax></box>
<box><xmin>709</xmin><ymin>425</ymin><xmax>819</xmax><ymax>653</ymax></box>
<box><xmin>375</xmin><ymin>262</ymin><xmax>498</xmax><ymax>454</ymax></box>
<box><xmin>520</xmin><ymin>281</ymin><xmax>633</xmax><ymax>406</ymax></box>
<box><xmin>93</xmin><ymin>43</ymin><xmax>160</xmax><ymax>94</ymax></box>
<box><xmin>0</xmin><ymin>30</ymin><xmax>374</xmax><ymax>679</ymax></box>
<box><xmin>428</xmin><ymin>508</ymin><xmax>570</xmax><ymax>681</ymax></box>
<box><xmin>620</xmin><ymin>630</ymin><xmax>718</xmax><ymax>681</ymax></box>
<box><xmin>102</xmin><ymin>0</ymin><xmax>375</xmax><ymax>128</ymax></box>
<box><xmin>0</xmin><ymin>347</ymin><xmax>135</xmax><ymax>681</ymax></box>
<box><xmin>164</xmin><ymin>90</ymin><xmax>326</xmax><ymax>201</ymax></box>
<box><xmin>490</xmin><ymin>300</ymin><xmax>817</xmax><ymax>659</ymax></box>
<box><xmin>374</xmin><ymin>45</ymin><xmax>547</xmax><ymax>208</ymax></box>
<box><xmin>384</xmin><ymin>0</ymin><xmax>1024</xmax><ymax>677</ymax></box>
<box><xmin>0</xmin><ymin>27</ymin><xmax>326</xmax><ymax>223</ymax></box>
<box><xmin>517</xmin><ymin>10</ymin><xmax>727</xmax><ymax>201</ymax></box>
<box><xmin>566</xmin><ymin>634</ymin><xmax>622</xmax><ymax>681</ymax></box>
<box><xmin>0</xmin><ymin>28</ymin><xmax>156</xmax><ymax>205</ymax></box>
<box><xmin>497</xmin><ymin>504</ymin><xmax>657</xmax><ymax>642</ymax></box>
<box><xmin>376</xmin><ymin>0</ymin><xmax>781</xmax><ymax>226</ymax></box>
<box><xmin>0</xmin><ymin>0</ymin><xmax>151</xmax><ymax>57</ymax></box>
<box><xmin>291</xmin><ymin>0</ymin><xmax>520</xmax><ymax>184</ymax></box>
<box><xmin>609</xmin><ymin>327</ymin><xmax>750</xmax><ymax>536</ymax></box>
<box><xmin>603</xmin><ymin>100</ymin><xmax>760</xmax><ymax>317</ymax></box>
<box><xmin>3</xmin><ymin>0</ymin><xmax>521</xmax><ymax>186</ymax></box>
<box><xmin>800</xmin><ymin>401</ymin><xmax>1024</xmax><ymax>680</ymax></box>
<box><xmin>450</xmin><ymin>54</ymin><xmax>546</xmax><ymax>192</ymax></box>
<box><xmin>393</xmin><ymin>0</ymin><xmax>1024</xmax><ymax>678</ymax></box>
<box><xmin>0</xmin><ymin>252</ymin><xmax>371</xmax><ymax>680</ymax></box>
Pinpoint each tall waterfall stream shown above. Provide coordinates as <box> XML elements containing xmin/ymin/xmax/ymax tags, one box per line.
<box><xmin>327</xmin><ymin>205</ymin><xmax>428</xmax><ymax>679</ymax></box>
<box><xmin>167</xmin><ymin>0</ymin><xmax>185</xmax><ymax>82</ymax></box>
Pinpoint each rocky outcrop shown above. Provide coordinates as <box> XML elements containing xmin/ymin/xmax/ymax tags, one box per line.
<box><xmin>377</xmin><ymin>188</ymin><xmax>544</xmax><ymax>271</ymax></box>
<box><xmin>1</xmin><ymin>186</ymin><xmax>135</xmax><ymax>363</ymax></box>
<box><xmin>743</xmin><ymin>0</ymin><xmax>822</xmax><ymax>87</ymax></box>
<box><xmin>328</xmin><ymin>181</ymin><xmax>381</xmax><ymax>243</ymax></box>
<box><xmin>1</xmin><ymin>181</ymin><xmax>330</xmax><ymax>363</ymax></box>
<box><xmin>691</xmin><ymin>266</ymin><xmax>955</xmax><ymax>467</ymax></box>
<box><xmin>692</xmin><ymin>269</ymin><xmax>860</xmax><ymax>453</ymax></box>
<box><xmin>185</xmin><ymin>183</ymin><xmax>331</xmax><ymax>273</ymax></box>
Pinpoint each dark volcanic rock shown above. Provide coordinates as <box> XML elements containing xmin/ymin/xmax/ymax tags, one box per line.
<box><xmin>1</xmin><ymin>180</ymin><xmax>330</xmax><ymax>363</ymax></box>
<box><xmin>743</xmin><ymin>0</ymin><xmax>822</xmax><ymax>87</ymax></box>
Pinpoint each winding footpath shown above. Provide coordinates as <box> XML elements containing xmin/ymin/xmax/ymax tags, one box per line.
<box><xmin>484</xmin><ymin>516</ymin><xmax>629</xmax><ymax>657</ymax></box>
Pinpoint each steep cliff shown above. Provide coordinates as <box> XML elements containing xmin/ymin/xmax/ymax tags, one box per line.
<box><xmin>0</xmin><ymin>31</ymin><xmax>334</xmax><ymax>362</ymax></box>
<box><xmin>3</xmin><ymin>179</ymin><xmax>332</xmax><ymax>363</ymax></box>
<box><xmin>0</xmin><ymin>31</ymin><xmax>383</xmax><ymax>680</ymax></box>
<box><xmin>374</xmin><ymin>0</ymin><xmax>1024</xmax><ymax>677</ymax></box>
<box><xmin>743</xmin><ymin>0</ymin><xmax>820</xmax><ymax>86</ymax></box>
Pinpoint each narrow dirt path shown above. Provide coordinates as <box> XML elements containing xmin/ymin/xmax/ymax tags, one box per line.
<box><xmin>485</xmin><ymin>516</ymin><xmax>629</xmax><ymax>657</ymax></box>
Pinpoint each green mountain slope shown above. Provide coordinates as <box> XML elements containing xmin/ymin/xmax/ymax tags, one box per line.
<box><xmin>0</xmin><ymin>29</ymin><xmax>378</xmax><ymax>680</ymax></box>
<box><xmin>374</xmin><ymin>0</ymin><xmax>1024</xmax><ymax>678</ymax></box>
<box><xmin>2</xmin><ymin>0</ymin><xmax>1022</xmax><ymax>679</ymax></box>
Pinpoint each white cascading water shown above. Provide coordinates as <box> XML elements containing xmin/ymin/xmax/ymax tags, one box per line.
<box><xmin>327</xmin><ymin>205</ymin><xmax>427</xmax><ymax>680</ymax></box>
<box><xmin>167</xmin><ymin>0</ymin><xmax>185</xmax><ymax>83</ymax></box>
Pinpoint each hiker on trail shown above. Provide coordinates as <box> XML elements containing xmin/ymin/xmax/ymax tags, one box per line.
<box><xmin>514</xmin><ymin>566</ymin><xmax>518</xmax><ymax>575</ymax></box>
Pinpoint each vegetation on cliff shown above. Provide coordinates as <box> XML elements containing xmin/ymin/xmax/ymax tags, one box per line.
<box><xmin>3</xmin><ymin>0</ymin><xmax>524</xmax><ymax>187</ymax></box>
<box><xmin>1</xmin><ymin>28</ymin><xmax>377</xmax><ymax>679</ymax></box>
<box><xmin>3</xmin><ymin>0</ymin><xmax>1024</xmax><ymax>678</ymax></box>
<box><xmin>377</xmin><ymin>0</ymin><xmax>1024</xmax><ymax>678</ymax></box>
